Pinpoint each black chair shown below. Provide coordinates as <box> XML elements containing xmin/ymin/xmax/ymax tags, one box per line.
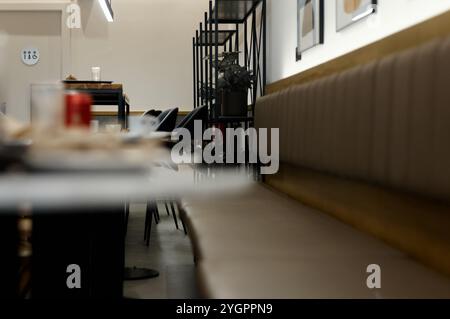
<box><xmin>168</xmin><ymin>106</ymin><xmax>208</xmax><ymax>235</ymax></box>
<box><xmin>172</xmin><ymin>105</ymin><xmax>208</xmax><ymax>151</ymax></box>
<box><xmin>175</xmin><ymin>105</ymin><xmax>208</xmax><ymax>135</ymax></box>
<box><xmin>142</xmin><ymin>109</ymin><xmax>162</xmax><ymax>118</ymax></box>
<box><xmin>124</xmin><ymin>107</ymin><xmax>205</xmax><ymax>279</ymax></box>
<box><xmin>144</xmin><ymin>200</ymin><xmax>183</xmax><ymax>246</ymax></box>
<box><xmin>124</xmin><ymin>108</ymin><xmax>181</xmax><ymax>280</ymax></box>
<box><xmin>170</xmin><ymin>105</ymin><xmax>208</xmax><ymax>155</ymax></box>
<box><xmin>145</xmin><ymin>201</ymin><xmax>182</xmax><ymax>247</ymax></box>
<box><xmin>142</xmin><ymin>108</ymin><xmax>181</xmax><ymax>245</ymax></box>
<box><xmin>143</xmin><ymin>106</ymin><xmax>207</xmax><ymax>241</ymax></box>
<box><xmin>155</xmin><ymin>108</ymin><xmax>179</xmax><ymax>132</ymax></box>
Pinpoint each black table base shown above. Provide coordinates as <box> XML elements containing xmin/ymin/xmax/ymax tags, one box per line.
<box><xmin>32</xmin><ymin>207</ymin><xmax>125</xmax><ymax>299</ymax></box>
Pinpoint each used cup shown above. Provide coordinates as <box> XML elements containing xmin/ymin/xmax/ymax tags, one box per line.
<box><xmin>31</xmin><ymin>83</ymin><xmax>64</xmax><ymax>132</ymax></box>
<box><xmin>91</xmin><ymin>67</ymin><xmax>101</xmax><ymax>81</ymax></box>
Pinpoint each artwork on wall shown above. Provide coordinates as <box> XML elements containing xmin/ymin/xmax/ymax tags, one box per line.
<box><xmin>296</xmin><ymin>0</ymin><xmax>324</xmax><ymax>61</ymax></box>
<box><xmin>336</xmin><ymin>0</ymin><xmax>377</xmax><ymax>31</ymax></box>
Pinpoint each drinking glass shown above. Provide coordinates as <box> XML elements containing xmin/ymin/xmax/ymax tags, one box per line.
<box><xmin>31</xmin><ymin>83</ymin><xmax>64</xmax><ymax>133</ymax></box>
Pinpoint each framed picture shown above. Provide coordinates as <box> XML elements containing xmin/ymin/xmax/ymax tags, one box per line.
<box><xmin>336</xmin><ymin>0</ymin><xmax>377</xmax><ymax>31</ymax></box>
<box><xmin>296</xmin><ymin>0</ymin><xmax>324</xmax><ymax>61</ymax></box>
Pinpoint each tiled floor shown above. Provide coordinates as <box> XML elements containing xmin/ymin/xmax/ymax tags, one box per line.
<box><xmin>123</xmin><ymin>203</ymin><xmax>199</xmax><ymax>299</ymax></box>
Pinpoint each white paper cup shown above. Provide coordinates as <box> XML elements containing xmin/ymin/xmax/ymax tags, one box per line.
<box><xmin>91</xmin><ymin>67</ymin><xmax>101</xmax><ymax>81</ymax></box>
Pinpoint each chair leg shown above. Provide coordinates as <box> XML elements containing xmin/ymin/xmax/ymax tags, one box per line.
<box><xmin>164</xmin><ymin>202</ymin><xmax>170</xmax><ymax>216</ymax></box>
<box><xmin>124</xmin><ymin>202</ymin><xmax>130</xmax><ymax>237</ymax></box>
<box><xmin>146</xmin><ymin>202</ymin><xmax>154</xmax><ymax>247</ymax></box>
<box><xmin>170</xmin><ymin>202</ymin><xmax>179</xmax><ymax>230</ymax></box>
<box><xmin>155</xmin><ymin>205</ymin><xmax>161</xmax><ymax>221</ymax></box>
<box><xmin>154</xmin><ymin>207</ymin><xmax>159</xmax><ymax>225</ymax></box>
<box><xmin>180</xmin><ymin>216</ymin><xmax>187</xmax><ymax>235</ymax></box>
<box><xmin>144</xmin><ymin>203</ymin><xmax>149</xmax><ymax>241</ymax></box>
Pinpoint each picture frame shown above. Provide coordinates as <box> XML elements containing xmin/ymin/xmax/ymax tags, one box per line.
<box><xmin>296</xmin><ymin>0</ymin><xmax>324</xmax><ymax>61</ymax></box>
<box><xmin>336</xmin><ymin>0</ymin><xmax>377</xmax><ymax>31</ymax></box>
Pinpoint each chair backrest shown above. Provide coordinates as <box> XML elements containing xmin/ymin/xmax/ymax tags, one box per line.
<box><xmin>175</xmin><ymin>105</ymin><xmax>208</xmax><ymax>137</ymax></box>
<box><xmin>142</xmin><ymin>109</ymin><xmax>162</xmax><ymax>118</ymax></box>
<box><xmin>155</xmin><ymin>108</ymin><xmax>179</xmax><ymax>132</ymax></box>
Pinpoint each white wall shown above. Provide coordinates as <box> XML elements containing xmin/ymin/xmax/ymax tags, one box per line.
<box><xmin>0</xmin><ymin>0</ymin><xmax>209</xmax><ymax>116</ymax></box>
<box><xmin>70</xmin><ymin>0</ymin><xmax>207</xmax><ymax>112</ymax></box>
<box><xmin>0</xmin><ymin>10</ymin><xmax>62</xmax><ymax>122</ymax></box>
<box><xmin>268</xmin><ymin>0</ymin><xmax>450</xmax><ymax>84</ymax></box>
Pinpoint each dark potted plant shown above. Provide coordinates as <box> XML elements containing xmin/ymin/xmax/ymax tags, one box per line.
<box><xmin>216</xmin><ymin>52</ymin><xmax>253</xmax><ymax>117</ymax></box>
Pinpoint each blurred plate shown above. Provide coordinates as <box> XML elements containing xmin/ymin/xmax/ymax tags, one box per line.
<box><xmin>120</xmin><ymin>131</ymin><xmax>172</xmax><ymax>144</ymax></box>
<box><xmin>24</xmin><ymin>149</ymin><xmax>150</xmax><ymax>174</ymax></box>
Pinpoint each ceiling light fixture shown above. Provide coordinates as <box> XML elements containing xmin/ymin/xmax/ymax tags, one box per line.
<box><xmin>99</xmin><ymin>0</ymin><xmax>114</xmax><ymax>22</ymax></box>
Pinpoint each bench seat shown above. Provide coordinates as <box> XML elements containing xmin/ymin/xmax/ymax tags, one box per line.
<box><xmin>181</xmin><ymin>183</ymin><xmax>450</xmax><ymax>298</ymax></box>
<box><xmin>197</xmin><ymin>257</ymin><xmax>450</xmax><ymax>299</ymax></box>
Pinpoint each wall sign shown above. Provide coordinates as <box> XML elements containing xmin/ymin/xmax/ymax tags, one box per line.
<box><xmin>21</xmin><ymin>47</ymin><xmax>40</xmax><ymax>66</ymax></box>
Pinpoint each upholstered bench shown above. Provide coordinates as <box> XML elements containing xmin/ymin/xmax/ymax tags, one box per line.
<box><xmin>181</xmin><ymin>182</ymin><xmax>450</xmax><ymax>298</ymax></box>
<box><xmin>180</xmin><ymin>37</ymin><xmax>450</xmax><ymax>298</ymax></box>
